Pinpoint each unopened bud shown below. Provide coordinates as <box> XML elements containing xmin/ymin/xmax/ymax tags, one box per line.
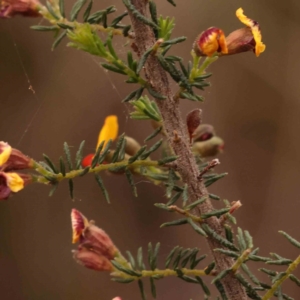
<box><xmin>83</xmin><ymin>224</ymin><xmax>118</xmax><ymax>260</ymax></box>
<box><xmin>112</xmin><ymin>297</ymin><xmax>122</xmax><ymax>300</ymax></box>
<box><xmin>186</xmin><ymin>109</ymin><xmax>202</xmax><ymax>143</ymax></box>
<box><xmin>73</xmin><ymin>247</ymin><xmax>113</xmax><ymax>272</ymax></box>
<box><xmin>193</xmin><ymin>124</ymin><xmax>215</xmax><ymax>142</ymax></box>
<box><xmin>0</xmin><ymin>0</ymin><xmax>41</xmax><ymax>18</ymax></box>
<box><xmin>124</xmin><ymin>136</ymin><xmax>141</xmax><ymax>156</ymax></box>
<box><xmin>192</xmin><ymin>136</ymin><xmax>224</xmax><ymax>157</ymax></box>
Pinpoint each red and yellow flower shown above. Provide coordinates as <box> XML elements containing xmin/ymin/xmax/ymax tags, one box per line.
<box><xmin>194</xmin><ymin>8</ymin><xmax>266</xmax><ymax>57</ymax></box>
<box><xmin>82</xmin><ymin>115</ymin><xmax>119</xmax><ymax>168</ymax></box>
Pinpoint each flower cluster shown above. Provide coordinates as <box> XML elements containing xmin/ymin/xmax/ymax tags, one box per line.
<box><xmin>0</xmin><ymin>0</ymin><xmax>41</xmax><ymax>18</ymax></box>
<box><xmin>71</xmin><ymin>209</ymin><xmax>119</xmax><ymax>272</ymax></box>
<box><xmin>194</xmin><ymin>8</ymin><xmax>266</xmax><ymax>57</ymax></box>
<box><xmin>0</xmin><ymin>142</ymin><xmax>32</xmax><ymax>200</ymax></box>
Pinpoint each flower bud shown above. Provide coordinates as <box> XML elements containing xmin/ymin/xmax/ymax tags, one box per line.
<box><xmin>0</xmin><ymin>0</ymin><xmax>41</xmax><ymax>18</ymax></box>
<box><xmin>193</xmin><ymin>27</ymin><xmax>228</xmax><ymax>57</ymax></box>
<box><xmin>112</xmin><ymin>297</ymin><xmax>122</xmax><ymax>300</ymax></box>
<box><xmin>192</xmin><ymin>136</ymin><xmax>224</xmax><ymax>157</ymax></box>
<box><xmin>193</xmin><ymin>124</ymin><xmax>215</xmax><ymax>142</ymax></box>
<box><xmin>71</xmin><ymin>209</ymin><xmax>119</xmax><ymax>272</ymax></box>
<box><xmin>73</xmin><ymin>246</ymin><xmax>113</xmax><ymax>272</ymax></box>
<box><xmin>1</xmin><ymin>149</ymin><xmax>32</xmax><ymax>172</ymax></box>
<box><xmin>124</xmin><ymin>136</ymin><xmax>141</xmax><ymax>156</ymax></box>
<box><xmin>186</xmin><ymin>109</ymin><xmax>202</xmax><ymax>143</ymax></box>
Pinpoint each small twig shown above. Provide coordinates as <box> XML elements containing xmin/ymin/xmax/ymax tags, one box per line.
<box><xmin>168</xmin><ymin>205</ymin><xmax>202</xmax><ymax>222</ymax></box>
<box><xmin>198</xmin><ymin>159</ymin><xmax>220</xmax><ymax>179</ymax></box>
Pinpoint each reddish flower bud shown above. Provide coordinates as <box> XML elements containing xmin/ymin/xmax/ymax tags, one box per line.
<box><xmin>112</xmin><ymin>297</ymin><xmax>122</xmax><ymax>300</ymax></box>
<box><xmin>71</xmin><ymin>209</ymin><xmax>119</xmax><ymax>272</ymax></box>
<box><xmin>1</xmin><ymin>148</ymin><xmax>32</xmax><ymax>172</ymax></box>
<box><xmin>186</xmin><ymin>109</ymin><xmax>202</xmax><ymax>143</ymax></box>
<box><xmin>73</xmin><ymin>246</ymin><xmax>113</xmax><ymax>272</ymax></box>
<box><xmin>0</xmin><ymin>0</ymin><xmax>41</xmax><ymax>18</ymax></box>
<box><xmin>83</xmin><ymin>224</ymin><xmax>118</xmax><ymax>260</ymax></box>
<box><xmin>193</xmin><ymin>124</ymin><xmax>215</xmax><ymax>142</ymax></box>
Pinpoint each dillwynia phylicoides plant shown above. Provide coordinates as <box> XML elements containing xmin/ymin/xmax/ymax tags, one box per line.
<box><xmin>1</xmin><ymin>0</ymin><xmax>300</xmax><ymax>299</ymax></box>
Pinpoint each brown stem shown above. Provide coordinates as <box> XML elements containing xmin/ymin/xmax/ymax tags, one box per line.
<box><xmin>126</xmin><ymin>1</ymin><xmax>247</xmax><ymax>299</ymax></box>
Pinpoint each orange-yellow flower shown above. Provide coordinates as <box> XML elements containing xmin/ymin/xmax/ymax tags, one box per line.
<box><xmin>0</xmin><ymin>171</ymin><xmax>25</xmax><ymax>200</ymax></box>
<box><xmin>194</xmin><ymin>8</ymin><xmax>265</xmax><ymax>57</ymax></box>
<box><xmin>235</xmin><ymin>8</ymin><xmax>266</xmax><ymax>57</ymax></box>
<box><xmin>82</xmin><ymin>115</ymin><xmax>119</xmax><ymax>168</ymax></box>
<box><xmin>194</xmin><ymin>27</ymin><xmax>228</xmax><ymax>57</ymax></box>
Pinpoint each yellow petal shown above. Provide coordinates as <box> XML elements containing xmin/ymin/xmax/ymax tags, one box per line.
<box><xmin>96</xmin><ymin>115</ymin><xmax>119</xmax><ymax>150</ymax></box>
<box><xmin>236</xmin><ymin>8</ymin><xmax>266</xmax><ymax>57</ymax></box>
<box><xmin>71</xmin><ymin>209</ymin><xmax>89</xmax><ymax>243</ymax></box>
<box><xmin>6</xmin><ymin>173</ymin><xmax>24</xmax><ymax>192</ymax></box>
<box><xmin>0</xmin><ymin>142</ymin><xmax>12</xmax><ymax>166</ymax></box>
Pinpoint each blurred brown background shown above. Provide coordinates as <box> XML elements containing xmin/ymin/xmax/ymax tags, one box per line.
<box><xmin>1</xmin><ymin>0</ymin><xmax>300</xmax><ymax>299</ymax></box>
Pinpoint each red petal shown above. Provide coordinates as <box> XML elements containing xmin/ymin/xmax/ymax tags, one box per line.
<box><xmin>82</xmin><ymin>154</ymin><xmax>94</xmax><ymax>168</ymax></box>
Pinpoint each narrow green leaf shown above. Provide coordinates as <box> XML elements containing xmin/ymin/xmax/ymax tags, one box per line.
<box><xmin>157</xmin><ymin>155</ymin><xmax>177</xmax><ymax>165</ymax></box>
<box><xmin>184</xmin><ymin>196</ymin><xmax>207</xmax><ymax>210</ymax></box>
<box><xmin>126</xmin><ymin>251</ymin><xmax>136</xmax><ymax>269</ymax></box>
<box><xmin>70</xmin><ymin>0</ymin><xmax>87</xmax><ymax>21</ymax></box>
<box><xmin>167</xmin><ymin>0</ymin><xmax>176</xmax><ymax>6</ymax></box>
<box><xmin>140</xmin><ymin>139</ymin><xmax>163</xmax><ymax>160</ymax></box>
<box><xmin>101</xmin><ymin>63</ymin><xmax>126</xmax><ymax>75</ymax></box>
<box><xmin>75</xmin><ymin>140</ymin><xmax>85</xmax><ymax>169</ymax></box>
<box><xmin>165</xmin><ymin>246</ymin><xmax>179</xmax><ymax>268</ymax></box>
<box><xmin>98</xmin><ymin>140</ymin><xmax>112</xmax><ymax>164</ymax></box>
<box><xmin>57</xmin><ymin>23</ymin><xmax>73</xmax><ymax>30</ymax></box>
<box><xmin>146</xmin><ymin>86</ymin><xmax>166</xmax><ymax>100</ymax></box>
<box><xmin>43</xmin><ymin>154</ymin><xmax>58</xmax><ymax>174</ymax></box>
<box><xmin>128</xmin><ymin>145</ymin><xmax>147</xmax><ymax>164</ymax></box>
<box><xmin>79</xmin><ymin>167</ymin><xmax>89</xmax><ymax>176</ymax></box>
<box><xmin>137</xmin><ymin>247</ymin><xmax>144</xmax><ymax>270</ymax></box>
<box><xmin>48</xmin><ymin>184</ymin><xmax>58</xmax><ymax>197</ymax></box>
<box><xmin>201</xmin><ymin>208</ymin><xmax>230</xmax><ymax>219</ymax></box>
<box><xmin>46</xmin><ymin>1</ymin><xmax>60</xmax><ymax>19</ymax></box>
<box><xmin>137</xmin><ymin>47</ymin><xmax>153</xmax><ymax>74</ymax></box>
<box><xmin>161</xmin><ymin>36</ymin><xmax>186</xmax><ymax>47</ymax></box>
<box><xmin>112</xmin><ymin>278</ymin><xmax>135</xmax><ymax>283</ymax></box>
<box><xmin>111</xmin><ymin>12</ymin><xmax>128</xmax><ymax>27</ymax></box>
<box><xmin>30</xmin><ymin>25</ymin><xmax>58</xmax><ymax>31</ymax></box>
<box><xmin>279</xmin><ymin>231</ymin><xmax>300</xmax><ymax>249</ymax></box>
<box><xmin>241</xmin><ymin>264</ymin><xmax>260</xmax><ymax>285</ymax></box>
<box><xmin>209</xmin><ymin>193</ymin><xmax>220</xmax><ymax>200</ymax></box>
<box><xmin>166</xmin><ymin>191</ymin><xmax>182</xmax><ymax>206</ymax></box>
<box><xmin>182</xmin><ymin>184</ymin><xmax>188</xmax><ymax>206</ymax></box>
<box><xmin>83</xmin><ymin>0</ymin><xmax>93</xmax><ymax>21</ymax></box>
<box><xmin>205</xmin><ymin>262</ymin><xmax>215</xmax><ymax>275</ymax></box>
<box><xmin>111</xmin><ymin>260</ymin><xmax>141</xmax><ymax>277</ymax></box>
<box><xmin>68</xmin><ymin>179</ymin><xmax>74</xmax><ymax>199</ymax></box>
<box><xmin>52</xmin><ymin>31</ymin><xmax>67</xmax><ymax>51</ymax></box>
<box><xmin>125</xmin><ymin>168</ymin><xmax>137</xmax><ymax>197</ymax></box>
<box><xmin>138</xmin><ymin>280</ymin><xmax>146</xmax><ymax>300</ymax></box>
<box><xmin>144</xmin><ymin>127</ymin><xmax>162</xmax><ymax>142</ymax></box>
<box><xmin>196</xmin><ymin>276</ymin><xmax>210</xmax><ymax>296</ymax></box>
<box><xmin>95</xmin><ymin>174</ymin><xmax>110</xmax><ymax>203</ymax></box>
<box><xmin>150</xmin><ymin>277</ymin><xmax>156</xmax><ymax>298</ymax></box>
<box><xmin>59</xmin><ymin>156</ymin><xmax>66</xmax><ymax>176</ymax></box>
<box><xmin>59</xmin><ymin>0</ymin><xmax>65</xmax><ymax>17</ymax></box>
<box><xmin>187</xmin><ymin>218</ymin><xmax>207</xmax><ymax>237</ymax></box>
<box><xmin>214</xmin><ymin>280</ymin><xmax>228</xmax><ymax>300</ymax></box>
<box><xmin>202</xmin><ymin>223</ymin><xmax>238</xmax><ymax>251</ymax></box>
<box><xmin>204</xmin><ymin>173</ymin><xmax>228</xmax><ymax>187</ymax></box>
<box><xmin>122</xmin><ymin>89</ymin><xmax>138</xmax><ymax>102</ymax></box>
<box><xmin>160</xmin><ymin>218</ymin><xmax>188</xmax><ymax>228</ymax></box>
<box><xmin>91</xmin><ymin>140</ymin><xmax>105</xmax><ymax>168</ymax></box>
